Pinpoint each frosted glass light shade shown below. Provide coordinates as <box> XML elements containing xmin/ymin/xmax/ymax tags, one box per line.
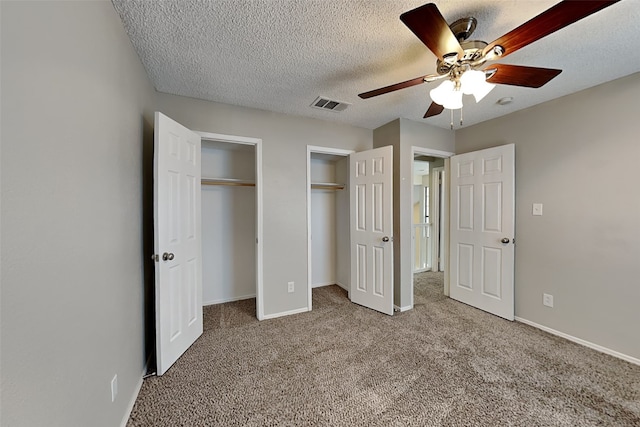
<box><xmin>472</xmin><ymin>80</ymin><xmax>496</xmax><ymax>102</ymax></box>
<box><xmin>429</xmin><ymin>80</ymin><xmax>454</xmax><ymax>105</ymax></box>
<box><xmin>429</xmin><ymin>80</ymin><xmax>462</xmax><ymax>110</ymax></box>
<box><xmin>460</xmin><ymin>69</ymin><xmax>496</xmax><ymax>102</ymax></box>
<box><xmin>460</xmin><ymin>70</ymin><xmax>485</xmax><ymax>94</ymax></box>
<box><xmin>442</xmin><ymin>90</ymin><xmax>463</xmax><ymax>109</ymax></box>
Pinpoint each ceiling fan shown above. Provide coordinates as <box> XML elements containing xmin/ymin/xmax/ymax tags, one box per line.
<box><xmin>358</xmin><ymin>1</ymin><xmax>620</xmax><ymax>126</ymax></box>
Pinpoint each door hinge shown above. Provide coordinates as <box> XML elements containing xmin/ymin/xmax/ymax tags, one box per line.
<box><xmin>151</xmin><ymin>254</ymin><xmax>159</xmax><ymax>262</ymax></box>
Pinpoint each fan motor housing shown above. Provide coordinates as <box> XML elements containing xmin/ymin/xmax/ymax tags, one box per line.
<box><xmin>436</xmin><ymin>39</ymin><xmax>488</xmax><ymax>75</ymax></box>
<box><xmin>449</xmin><ymin>17</ymin><xmax>477</xmax><ymax>41</ymax></box>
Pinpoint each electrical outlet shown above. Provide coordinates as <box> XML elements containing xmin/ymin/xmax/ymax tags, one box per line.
<box><xmin>111</xmin><ymin>374</ymin><xmax>118</xmax><ymax>402</ymax></box>
<box><xmin>287</xmin><ymin>281</ymin><xmax>294</xmax><ymax>293</ymax></box>
<box><xmin>543</xmin><ymin>293</ymin><xmax>554</xmax><ymax>308</ymax></box>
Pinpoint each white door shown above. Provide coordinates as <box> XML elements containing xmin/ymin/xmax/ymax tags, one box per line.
<box><xmin>449</xmin><ymin>144</ymin><xmax>515</xmax><ymax>320</ymax></box>
<box><xmin>154</xmin><ymin>112</ymin><xmax>203</xmax><ymax>375</ymax></box>
<box><xmin>350</xmin><ymin>146</ymin><xmax>394</xmax><ymax>315</ymax></box>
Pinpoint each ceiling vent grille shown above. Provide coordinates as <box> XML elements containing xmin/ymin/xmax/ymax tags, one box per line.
<box><xmin>311</xmin><ymin>96</ymin><xmax>350</xmax><ymax>112</ymax></box>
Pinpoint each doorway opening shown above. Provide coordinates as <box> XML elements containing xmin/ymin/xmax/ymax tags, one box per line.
<box><xmin>410</xmin><ymin>147</ymin><xmax>452</xmax><ymax>307</ymax></box>
<box><xmin>412</xmin><ymin>157</ymin><xmax>446</xmax><ymax>274</ymax></box>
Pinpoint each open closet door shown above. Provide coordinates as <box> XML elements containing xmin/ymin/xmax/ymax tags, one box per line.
<box><xmin>349</xmin><ymin>146</ymin><xmax>394</xmax><ymax>315</ymax></box>
<box><xmin>153</xmin><ymin>112</ymin><xmax>203</xmax><ymax>375</ymax></box>
<box><xmin>449</xmin><ymin>144</ymin><xmax>515</xmax><ymax>320</ymax></box>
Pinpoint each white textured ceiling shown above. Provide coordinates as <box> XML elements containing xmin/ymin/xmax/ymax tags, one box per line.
<box><xmin>112</xmin><ymin>0</ymin><xmax>640</xmax><ymax>130</ymax></box>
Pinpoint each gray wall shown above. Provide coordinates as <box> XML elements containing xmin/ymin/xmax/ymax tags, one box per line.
<box><xmin>455</xmin><ymin>72</ymin><xmax>640</xmax><ymax>360</ymax></box>
<box><xmin>154</xmin><ymin>93</ymin><xmax>372</xmax><ymax>317</ymax></box>
<box><xmin>1</xmin><ymin>1</ymin><xmax>155</xmax><ymax>426</ymax></box>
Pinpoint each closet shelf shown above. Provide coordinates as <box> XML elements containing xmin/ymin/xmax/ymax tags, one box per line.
<box><xmin>202</xmin><ymin>178</ymin><xmax>255</xmax><ymax>187</ymax></box>
<box><xmin>311</xmin><ymin>182</ymin><xmax>345</xmax><ymax>190</ymax></box>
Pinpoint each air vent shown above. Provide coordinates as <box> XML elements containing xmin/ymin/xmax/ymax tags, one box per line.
<box><xmin>311</xmin><ymin>96</ymin><xmax>350</xmax><ymax>112</ymax></box>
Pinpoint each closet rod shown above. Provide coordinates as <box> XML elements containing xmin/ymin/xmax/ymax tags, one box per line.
<box><xmin>201</xmin><ymin>178</ymin><xmax>255</xmax><ymax>187</ymax></box>
<box><xmin>311</xmin><ymin>182</ymin><xmax>345</xmax><ymax>190</ymax></box>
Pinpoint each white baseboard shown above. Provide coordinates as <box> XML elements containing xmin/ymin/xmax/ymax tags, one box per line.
<box><xmin>262</xmin><ymin>306</ymin><xmax>309</xmax><ymax>320</ymax></box>
<box><xmin>394</xmin><ymin>304</ymin><xmax>413</xmax><ymax>313</ymax></box>
<box><xmin>312</xmin><ymin>281</ymin><xmax>349</xmax><ymax>291</ymax></box>
<box><xmin>120</xmin><ymin>368</ymin><xmax>145</xmax><ymax>427</ymax></box>
<box><xmin>311</xmin><ymin>282</ymin><xmax>335</xmax><ymax>288</ymax></box>
<box><xmin>335</xmin><ymin>281</ymin><xmax>348</xmax><ymax>291</ymax></box>
<box><xmin>515</xmin><ymin>317</ymin><xmax>640</xmax><ymax>367</ymax></box>
<box><xmin>203</xmin><ymin>293</ymin><xmax>256</xmax><ymax>306</ymax></box>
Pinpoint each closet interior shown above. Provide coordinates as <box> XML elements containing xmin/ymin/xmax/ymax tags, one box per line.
<box><xmin>309</xmin><ymin>153</ymin><xmax>350</xmax><ymax>292</ymax></box>
<box><xmin>201</xmin><ymin>139</ymin><xmax>256</xmax><ymax>305</ymax></box>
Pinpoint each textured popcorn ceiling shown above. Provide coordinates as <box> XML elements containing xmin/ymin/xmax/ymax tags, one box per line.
<box><xmin>112</xmin><ymin>0</ymin><xmax>640</xmax><ymax>130</ymax></box>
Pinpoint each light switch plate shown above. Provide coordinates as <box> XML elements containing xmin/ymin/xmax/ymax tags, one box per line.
<box><xmin>532</xmin><ymin>203</ymin><xmax>543</xmax><ymax>216</ymax></box>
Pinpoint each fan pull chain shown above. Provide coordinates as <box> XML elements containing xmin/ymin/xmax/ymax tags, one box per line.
<box><xmin>450</xmin><ymin>108</ymin><xmax>464</xmax><ymax>130</ymax></box>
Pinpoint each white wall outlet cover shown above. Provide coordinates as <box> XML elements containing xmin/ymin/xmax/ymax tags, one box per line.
<box><xmin>543</xmin><ymin>293</ymin><xmax>554</xmax><ymax>308</ymax></box>
<box><xmin>532</xmin><ymin>203</ymin><xmax>543</xmax><ymax>216</ymax></box>
<box><xmin>287</xmin><ymin>281</ymin><xmax>294</xmax><ymax>293</ymax></box>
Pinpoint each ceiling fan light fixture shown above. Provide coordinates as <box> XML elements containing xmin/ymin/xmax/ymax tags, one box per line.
<box><xmin>360</xmin><ymin>1</ymin><xmax>619</xmax><ymax>122</ymax></box>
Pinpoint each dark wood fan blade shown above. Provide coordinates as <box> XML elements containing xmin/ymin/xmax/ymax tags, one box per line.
<box><xmin>424</xmin><ymin>102</ymin><xmax>445</xmax><ymax>118</ymax></box>
<box><xmin>358</xmin><ymin>75</ymin><xmax>429</xmax><ymax>99</ymax></box>
<box><xmin>400</xmin><ymin>3</ymin><xmax>464</xmax><ymax>61</ymax></box>
<box><xmin>485</xmin><ymin>64</ymin><xmax>562</xmax><ymax>88</ymax></box>
<box><xmin>483</xmin><ymin>0</ymin><xmax>620</xmax><ymax>58</ymax></box>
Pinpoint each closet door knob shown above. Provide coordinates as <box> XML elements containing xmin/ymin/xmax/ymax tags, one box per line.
<box><xmin>162</xmin><ymin>252</ymin><xmax>174</xmax><ymax>261</ymax></box>
<box><xmin>382</xmin><ymin>236</ymin><xmax>390</xmax><ymax>242</ymax></box>
<box><xmin>501</xmin><ymin>238</ymin><xmax>510</xmax><ymax>244</ymax></box>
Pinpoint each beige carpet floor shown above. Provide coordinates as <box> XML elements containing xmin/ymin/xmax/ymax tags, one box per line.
<box><xmin>127</xmin><ymin>272</ymin><xmax>640</xmax><ymax>426</ymax></box>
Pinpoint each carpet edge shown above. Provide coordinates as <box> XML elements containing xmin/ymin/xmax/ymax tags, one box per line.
<box><xmin>515</xmin><ymin>316</ymin><xmax>640</xmax><ymax>366</ymax></box>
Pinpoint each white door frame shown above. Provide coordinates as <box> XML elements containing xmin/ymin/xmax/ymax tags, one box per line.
<box><xmin>410</xmin><ymin>147</ymin><xmax>454</xmax><ymax>308</ymax></box>
<box><xmin>306</xmin><ymin>145</ymin><xmax>354</xmax><ymax>311</ymax></box>
<box><xmin>196</xmin><ymin>131</ymin><xmax>265</xmax><ymax>320</ymax></box>
<box><xmin>431</xmin><ymin>166</ymin><xmax>445</xmax><ymax>273</ymax></box>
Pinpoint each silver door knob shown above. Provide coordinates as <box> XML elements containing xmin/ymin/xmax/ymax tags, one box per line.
<box><xmin>382</xmin><ymin>236</ymin><xmax>390</xmax><ymax>242</ymax></box>
<box><xmin>501</xmin><ymin>238</ymin><xmax>510</xmax><ymax>244</ymax></box>
<box><xmin>162</xmin><ymin>252</ymin><xmax>174</xmax><ymax>261</ymax></box>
